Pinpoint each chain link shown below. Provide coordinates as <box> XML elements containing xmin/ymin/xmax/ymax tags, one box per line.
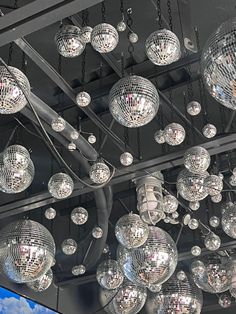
<box><xmin>101</xmin><ymin>1</ymin><xmax>106</xmax><ymax>22</ymax></box>
<box><xmin>156</xmin><ymin>0</ymin><xmax>162</xmax><ymax>29</ymax></box>
<box><xmin>167</xmin><ymin>0</ymin><xmax>173</xmax><ymax>31</ymax></box>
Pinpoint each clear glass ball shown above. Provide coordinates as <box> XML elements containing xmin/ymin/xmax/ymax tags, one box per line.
<box><xmin>91</xmin><ymin>23</ymin><xmax>119</xmax><ymax>53</ymax></box>
<box><xmin>229</xmin><ymin>174</ymin><xmax>236</xmax><ymax>186</ymax></box>
<box><xmin>204</xmin><ymin>175</ymin><xmax>223</xmax><ymax>196</ymax></box>
<box><xmin>3</xmin><ymin>145</ymin><xmax>30</xmax><ymax>170</ymax></box>
<box><xmin>45</xmin><ymin>207</ymin><xmax>56</xmax><ymax>220</ymax></box>
<box><xmin>164</xmin><ymin>123</ymin><xmax>186</xmax><ymax>146</ymax></box>
<box><xmin>222</xmin><ymin>202</ymin><xmax>236</xmax><ymax>238</ymax></box>
<box><xmin>92</xmin><ymin>226</ymin><xmax>103</xmax><ymax>239</ymax></box>
<box><xmin>68</xmin><ymin>142</ymin><xmax>76</xmax><ymax>151</ymax></box>
<box><xmin>183</xmin><ymin>146</ymin><xmax>210</xmax><ymax>174</ymax></box>
<box><xmin>54</xmin><ymin>25</ymin><xmax>85</xmax><ymax>57</ymax></box>
<box><xmin>202</xmin><ymin>124</ymin><xmax>217</xmax><ymax>138</ymax></box>
<box><xmin>76</xmin><ymin>91</ymin><xmax>91</xmax><ymax>107</ymax></box>
<box><xmin>88</xmin><ymin>134</ymin><xmax>96</xmax><ymax>144</ymax></box>
<box><xmin>187</xmin><ymin>101</ymin><xmax>201</xmax><ymax>116</ymax></box>
<box><xmin>204</xmin><ymin>232</ymin><xmax>221</xmax><ymax>251</ymax></box>
<box><xmin>48</xmin><ymin>173</ymin><xmax>74</xmax><ymax>199</ymax></box>
<box><xmin>115</xmin><ymin>213</ymin><xmax>149</xmax><ymax>249</ymax></box>
<box><xmin>97</xmin><ymin>259</ymin><xmax>124</xmax><ymax>290</ymax></box>
<box><xmin>89</xmin><ymin>162</ymin><xmax>110</xmax><ymax>184</ymax></box>
<box><xmin>51</xmin><ymin>116</ymin><xmax>66</xmax><ymax>132</ymax></box>
<box><xmin>209</xmin><ymin>216</ymin><xmax>220</xmax><ymax>228</ymax></box>
<box><xmin>117</xmin><ymin>21</ymin><xmax>126</xmax><ymax>32</ymax></box>
<box><xmin>191</xmin><ymin>246</ymin><xmax>201</xmax><ymax>257</ymax></box>
<box><xmin>27</xmin><ymin>269</ymin><xmax>53</xmax><ymax>292</ymax></box>
<box><xmin>219</xmin><ymin>294</ymin><xmax>232</xmax><ymax>308</ymax></box>
<box><xmin>70</xmin><ymin>130</ymin><xmax>79</xmax><ymax>140</ymax></box>
<box><xmin>120</xmin><ymin>152</ymin><xmax>133</xmax><ymax>166</ymax></box>
<box><xmin>79</xmin><ymin>26</ymin><xmax>93</xmax><ymax>43</ymax></box>
<box><xmin>145</xmin><ymin>29</ymin><xmax>181</xmax><ymax>66</ymax></box>
<box><xmin>129</xmin><ymin>32</ymin><xmax>138</xmax><ymax>43</ymax></box>
<box><xmin>61</xmin><ymin>238</ymin><xmax>77</xmax><ymax>255</ymax></box>
<box><xmin>163</xmin><ymin>194</ymin><xmax>178</xmax><ymax>213</ymax></box>
<box><xmin>154</xmin><ymin>129</ymin><xmax>165</xmax><ymax>144</ymax></box>
<box><xmin>188</xmin><ymin>218</ymin><xmax>199</xmax><ymax>230</ymax></box>
<box><xmin>211</xmin><ymin>193</ymin><xmax>223</xmax><ymax>203</ymax></box>
<box><xmin>109</xmin><ymin>75</ymin><xmax>159</xmax><ymax>128</ymax></box>
<box><xmin>0</xmin><ymin>66</ymin><xmax>30</xmax><ymax>114</ymax></box>
<box><xmin>72</xmin><ymin>264</ymin><xmax>86</xmax><ymax>276</ymax></box>
<box><xmin>189</xmin><ymin>201</ymin><xmax>200</xmax><ymax>211</ymax></box>
<box><xmin>71</xmin><ymin>207</ymin><xmax>88</xmax><ymax>225</ymax></box>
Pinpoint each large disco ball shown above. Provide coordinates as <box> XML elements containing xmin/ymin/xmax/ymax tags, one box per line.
<box><xmin>3</xmin><ymin>145</ymin><xmax>30</xmax><ymax>170</ymax></box>
<box><xmin>222</xmin><ymin>202</ymin><xmax>236</xmax><ymax>238</ymax></box>
<box><xmin>145</xmin><ymin>29</ymin><xmax>181</xmax><ymax>66</ymax></box>
<box><xmin>0</xmin><ymin>66</ymin><xmax>30</xmax><ymax>114</ymax></box>
<box><xmin>96</xmin><ymin>259</ymin><xmax>124</xmax><ymax>290</ymax></box>
<box><xmin>117</xmin><ymin>226</ymin><xmax>178</xmax><ymax>287</ymax></box>
<box><xmin>48</xmin><ymin>173</ymin><xmax>74</xmax><ymax>199</ymax></box>
<box><xmin>201</xmin><ymin>17</ymin><xmax>236</xmax><ymax>110</ymax></box>
<box><xmin>115</xmin><ymin>213</ymin><xmax>149</xmax><ymax>249</ymax></box>
<box><xmin>183</xmin><ymin>146</ymin><xmax>210</xmax><ymax>174</ymax></box>
<box><xmin>91</xmin><ymin>23</ymin><xmax>119</xmax><ymax>53</ymax></box>
<box><xmin>146</xmin><ymin>272</ymin><xmax>203</xmax><ymax>314</ymax></box>
<box><xmin>0</xmin><ymin>220</ymin><xmax>55</xmax><ymax>283</ymax></box>
<box><xmin>177</xmin><ymin>169</ymin><xmax>209</xmax><ymax>202</ymax></box>
<box><xmin>54</xmin><ymin>25</ymin><xmax>85</xmax><ymax>58</ymax></box>
<box><xmin>109</xmin><ymin>75</ymin><xmax>159</xmax><ymax>128</ymax></box>
<box><xmin>26</xmin><ymin>268</ymin><xmax>53</xmax><ymax>292</ymax></box>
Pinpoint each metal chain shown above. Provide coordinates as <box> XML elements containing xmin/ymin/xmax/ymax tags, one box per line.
<box><xmin>81</xmin><ymin>48</ymin><xmax>86</xmax><ymax>85</ymax></box>
<box><xmin>186</xmin><ymin>64</ymin><xmax>194</xmax><ymax>100</ymax></box>
<box><xmin>124</xmin><ymin>127</ymin><xmax>129</xmax><ymax>148</ymax></box>
<box><xmin>156</xmin><ymin>0</ymin><xmax>162</xmax><ymax>29</ymax></box>
<box><xmin>14</xmin><ymin>0</ymin><xmax>18</xmax><ymax>8</ymax></box>
<box><xmin>120</xmin><ymin>0</ymin><xmax>125</xmax><ymax>19</ymax></box>
<box><xmin>8</xmin><ymin>43</ymin><xmax>14</xmax><ymax>65</ymax></box>
<box><xmin>101</xmin><ymin>1</ymin><xmax>106</xmax><ymax>22</ymax></box>
<box><xmin>167</xmin><ymin>0</ymin><xmax>173</xmax><ymax>31</ymax></box>
<box><xmin>127</xmin><ymin>10</ymin><xmax>135</xmax><ymax>71</ymax></box>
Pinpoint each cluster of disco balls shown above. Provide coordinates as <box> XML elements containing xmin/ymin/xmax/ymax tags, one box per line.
<box><xmin>154</xmin><ymin>122</ymin><xmax>186</xmax><ymax>146</ymax></box>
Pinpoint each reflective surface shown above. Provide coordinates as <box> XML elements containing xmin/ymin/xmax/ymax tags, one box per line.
<box><xmin>61</xmin><ymin>238</ymin><xmax>77</xmax><ymax>255</ymax></box>
<box><xmin>71</xmin><ymin>207</ymin><xmax>88</xmax><ymax>225</ymax></box>
<box><xmin>27</xmin><ymin>269</ymin><xmax>53</xmax><ymax>292</ymax></box>
<box><xmin>89</xmin><ymin>162</ymin><xmax>110</xmax><ymax>184</ymax></box>
<box><xmin>163</xmin><ymin>194</ymin><xmax>178</xmax><ymax>214</ymax></box>
<box><xmin>183</xmin><ymin>146</ymin><xmax>210</xmax><ymax>174</ymax></box>
<box><xmin>91</xmin><ymin>23</ymin><xmax>119</xmax><ymax>53</ymax></box>
<box><xmin>48</xmin><ymin>173</ymin><xmax>74</xmax><ymax>199</ymax></box>
<box><xmin>96</xmin><ymin>259</ymin><xmax>124</xmax><ymax>290</ymax></box>
<box><xmin>164</xmin><ymin>123</ymin><xmax>186</xmax><ymax>146</ymax></box>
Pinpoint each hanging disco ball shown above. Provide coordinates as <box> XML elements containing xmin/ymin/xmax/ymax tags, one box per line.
<box><xmin>117</xmin><ymin>226</ymin><xmax>178</xmax><ymax>287</ymax></box>
<box><xmin>48</xmin><ymin>173</ymin><xmax>74</xmax><ymax>199</ymax></box>
<box><xmin>3</xmin><ymin>145</ymin><xmax>30</xmax><ymax>170</ymax></box>
<box><xmin>79</xmin><ymin>26</ymin><xmax>93</xmax><ymax>44</ymax></box>
<box><xmin>202</xmin><ymin>123</ymin><xmax>217</xmax><ymax>138</ymax></box>
<box><xmin>91</xmin><ymin>23</ymin><xmax>119</xmax><ymax>53</ymax></box>
<box><xmin>71</xmin><ymin>207</ymin><xmax>88</xmax><ymax>225</ymax></box>
<box><xmin>186</xmin><ymin>101</ymin><xmax>202</xmax><ymax>116</ymax></box>
<box><xmin>222</xmin><ymin>202</ymin><xmax>236</xmax><ymax>239</ymax></box>
<box><xmin>189</xmin><ymin>201</ymin><xmax>200</xmax><ymax>211</ymax></box>
<box><xmin>191</xmin><ymin>246</ymin><xmax>202</xmax><ymax>257</ymax></box>
<box><xmin>44</xmin><ymin>207</ymin><xmax>56</xmax><ymax>220</ymax></box>
<box><xmin>0</xmin><ymin>66</ymin><xmax>30</xmax><ymax>114</ymax></box>
<box><xmin>109</xmin><ymin>75</ymin><xmax>159</xmax><ymax>128</ymax></box>
<box><xmin>176</xmin><ymin>169</ymin><xmax>209</xmax><ymax>202</ymax></box>
<box><xmin>164</xmin><ymin>123</ymin><xmax>185</xmax><ymax>146</ymax></box>
<box><xmin>72</xmin><ymin>264</ymin><xmax>86</xmax><ymax>276</ymax></box>
<box><xmin>145</xmin><ymin>29</ymin><xmax>181</xmax><ymax>66</ymax></box>
<box><xmin>51</xmin><ymin>116</ymin><xmax>66</xmax><ymax>132</ymax></box>
<box><xmin>26</xmin><ymin>269</ymin><xmax>53</xmax><ymax>292</ymax></box>
<box><xmin>229</xmin><ymin>174</ymin><xmax>236</xmax><ymax>186</ymax></box>
<box><xmin>120</xmin><ymin>152</ymin><xmax>133</xmax><ymax>166</ymax></box>
<box><xmin>61</xmin><ymin>238</ymin><xmax>77</xmax><ymax>255</ymax></box>
<box><xmin>129</xmin><ymin>32</ymin><xmax>139</xmax><ymax>44</ymax></box>
<box><xmin>0</xmin><ymin>220</ymin><xmax>55</xmax><ymax>283</ymax></box>
<box><xmin>96</xmin><ymin>259</ymin><xmax>124</xmax><ymax>290</ymax></box>
<box><xmin>148</xmin><ymin>283</ymin><xmax>162</xmax><ymax>293</ymax></box>
<box><xmin>88</xmin><ymin>134</ymin><xmax>96</xmax><ymax>144</ymax></box>
<box><xmin>92</xmin><ymin>226</ymin><xmax>103</xmax><ymax>239</ymax></box>
<box><xmin>115</xmin><ymin>213</ymin><xmax>149</xmax><ymax>249</ymax></box>
<box><xmin>204</xmin><ymin>175</ymin><xmax>223</xmax><ymax>196</ymax></box>
<box><xmin>89</xmin><ymin>162</ymin><xmax>110</xmax><ymax>184</ymax></box>
<box><xmin>146</xmin><ymin>272</ymin><xmax>203</xmax><ymax>314</ymax></box>
<box><xmin>201</xmin><ymin>17</ymin><xmax>236</xmax><ymax>110</ymax></box>
<box><xmin>76</xmin><ymin>91</ymin><xmax>91</xmax><ymax>107</ymax></box>
<box><xmin>204</xmin><ymin>232</ymin><xmax>221</xmax><ymax>251</ymax></box>
<box><xmin>163</xmin><ymin>194</ymin><xmax>178</xmax><ymax>214</ymax></box>
<box><xmin>183</xmin><ymin>146</ymin><xmax>210</xmax><ymax>174</ymax></box>
<box><xmin>117</xmin><ymin>21</ymin><xmax>127</xmax><ymax>32</ymax></box>
<box><xmin>211</xmin><ymin>193</ymin><xmax>222</xmax><ymax>203</ymax></box>
<box><xmin>154</xmin><ymin>130</ymin><xmax>165</xmax><ymax>144</ymax></box>
<box><xmin>54</xmin><ymin>25</ymin><xmax>85</xmax><ymax>58</ymax></box>
<box><xmin>209</xmin><ymin>216</ymin><xmax>220</xmax><ymax>228</ymax></box>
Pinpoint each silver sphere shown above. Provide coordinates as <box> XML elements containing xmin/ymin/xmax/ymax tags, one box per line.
<box><xmin>51</xmin><ymin>116</ymin><xmax>66</xmax><ymax>132</ymax></box>
<box><xmin>61</xmin><ymin>238</ymin><xmax>77</xmax><ymax>255</ymax></box>
<box><xmin>109</xmin><ymin>75</ymin><xmax>159</xmax><ymax>128</ymax></box>
<box><xmin>187</xmin><ymin>101</ymin><xmax>201</xmax><ymax>116</ymax></box>
<box><xmin>204</xmin><ymin>175</ymin><xmax>223</xmax><ymax>196</ymax></box>
<box><xmin>70</xmin><ymin>130</ymin><xmax>79</xmax><ymax>140</ymax></box>
<box><xmin>222</xmin><ymin>202</ymin><xmax>236</xmax><ymax>238</ymax></box>
<box><xmin>71</xmin><ymin>207</ymin><xmax>88</xmax><ymax>225</ymax></box>
<box><xmin>219</xmin><ymin>294</ymin><xmax>232</xmax><ymax>308</ymax></box>
<box><xmin>68</xmin><ymin>142</ymin><xmax>76</xmax><ymax>151</ymax></box>
<box><xmin>117</xmin><ymin>226</ymin><xmax>178</xmax><ymax>287</ymax></box>
<box><xmin>44</xmin><ymin>207</ymin><xmax>56</xmax><ymax>220</ymax></box>
<box><xmin>120</xmin><ymin>152</ymin><xmax>133</xmax><ymax>166</ymax></box>
<box><xmin>72</xmin><ymin>264</ymin><xmax>86</xmax><ymax>276</ymax></box>
<box><xmin>209</xmin><ymin>216</ymin><xmax>220</xmax><ymax>228</ymax></box>
<box><xmin>89</xmin><ymin>162</ymin><xmax>110</xmax><ymax>184</ymax></box>
<box><xmin>191</xmin><ymin>246</ymin><xmax>202</xmax><ymax>257</ymax></box>
<box><xmin>3</xmin><ymin>145</ymin><xmax>30</xmax><ymax>170</ymax></box>
<box><xmin>92</xmin><ymin>226</ymin><xmax>103</xmax><ymax>239</ymax></box>
<box><xmin>164</xmin><ymin>123</ymin><xmax>186</xmax><ymax>146</ymax></box>
<box><xmin>97</xmin><ymin>259</ymin><xmax>124</xmax><ymax>290</ymax></box>
<box><xmin>201</xmin><ymin>17</ymin><xmax>236</xmax><ymax>110</ymax></box>
<box><xmin>229</xmin><ymin>174</ymin><xmax>236</xmax><ymax>186</ymax></box>
<box><xmin>0</xmin><ymin>220</ymin><xmax>55</xmax><ymax>283</ymax></box>
<box><xmin>115</xmin><ymin>213</ymin><xmax>149</xmax><ymax>249</ymax></box>
<box><xmin>54</xmin><ymin>25</ymin><xmax>85</xmax><ymax>58</ymax></box>
<box><xmin>202</xmin><ymin>123</ymin><xmax>217</xmax><ymax>138</ymax></box>
<box><xmin>154</xmin><ymin>130</ymin><xmax>165</xmax><ymax>144</ymax></box>
<box><xmin>76</xmin><ymin>91</ymin><xmax>91</xmax><ymax>107</ymax></box>
<box><xmin>183</xmin><ymin>146</ymin><xmax>210</xmax><ymax>174</ymax></box>
<box><xmin>189</xmin><ymin>201</ymin><xmax>200</xmax><ymax>211</ymax></box>
<box><xmin>48</xmin><ymin>173</ymin><xmax>74</xmax><ymax>199</ymax></box>
<box><xmin>204</xmin><ymin>232</ymin><xmax>221</xmax><ymax>251</ymax></box>
<box><xmin>145</xmin><ymin>29</ymin><xmax>181</xmax><ymax>66</ymax></box>
<box><xmin>211</xmin><ymin>193</ymin><xmax>223</xmax><ymax>203</ymax></box>
<box><xmin>91</xmin><ymin>23</ymin><xmax>119</xmax><ymax>53</ymax></box>
<box><xmin>177</xmin><ymin>169</ymin><xmax>208</xmax><ymax>202</ymax></box>
<box><xmin>27</xmin><ymin>269</ymin><xmax>53</xmax><ymax>292</ymax></box>
<box><xmin>79</xmin><ymin>26</ymin><xmax>93</xmax><ymax>43</ymax></box>
<box><xmin>129</xmin><ymin>32</ymin><xmax>139</xmax><ymax>43</ymax></box>
<box><xmin>188</xmin><ymin>218</ymin><xmax>199</xmax><ymax>230</ymax></box>
<box><xmin>88</xmin><ymin>134</ymin><xmax>96</xmax><ymax>144</ymax></box>
<box><xmin>163</xmin><ymin>194</ymin><xmax>178</xmax><ymax>214</ymax></box>
<box><xmin>117</xmin><ymin>21</ymin><xmax>126</xmax><ymax>32</ymax></box>
<box><xmin>0</xmin><ymin>66</ymin><xmax>30</xmax><ymax>114</ymax></box>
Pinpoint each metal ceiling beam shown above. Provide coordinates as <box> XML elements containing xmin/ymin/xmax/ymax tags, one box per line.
<box><xmin>0</xmin><ymin>0</ymin><xmax>102</xmax><ymax>47</ymax></box>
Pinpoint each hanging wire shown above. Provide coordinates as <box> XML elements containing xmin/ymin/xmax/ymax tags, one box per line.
<box><xmin>81</xmin><ymin>48</ymin><xmax>86</xmax><ymax>86</ymax></box>
<box><xmin>127</xmin><ymin>10</ymin><xmax>135</xmax><ymax>72</ymax></box>
<box><xmin>119</xmin><ymin>0</ymin><xmax>125</xmax><ymax>20</ymax></box>
<box><xmin>101</xmin><ymin>1</ymin><xmax>106</xmax><ymax>23</ymax></box>
<box><xmin>156</xmin><ymin>0</ymin><xmax>163</xmax><ymax>29</ymax></box>
<box><xmin>167</xmin><ymin>0</ymin><xmax>173</xmax><ymax>31</ymax></box>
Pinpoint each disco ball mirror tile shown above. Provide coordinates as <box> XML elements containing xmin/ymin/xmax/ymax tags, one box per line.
<box><xmin>27</xmin><ymin>268</ymin><xmax>53</xmax><ymax>292</ymax></box>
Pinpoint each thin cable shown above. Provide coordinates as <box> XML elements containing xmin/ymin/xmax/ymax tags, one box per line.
<box><xmin>3</xmin><ymin>126</ymin><xmax>18</xmax><ymax>150</ymax></box>
<box><xmin>14</xmin><ymin>117</ymin><xmax>45</xmax><ymax>140</ymax></box>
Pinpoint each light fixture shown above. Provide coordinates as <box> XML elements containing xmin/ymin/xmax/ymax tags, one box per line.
<box><xmin>76</xmin><ymin>91</ymin><xmax>91</xmax><ymax>107</ymax></box>
<box><xmin>120</xmin><ymin>152</ymin><xmax>133</xmax><ymax>166</ymax></box>
<box><xmin>72</xmin><ymin>265</ymin><xmax>86</xmax><ymax>276</ymax></box>
<box><xmin>44</xmin><ymin>207</ymin><xmax>57</xmax><ymax>220</ymax></box>
<box><xmin>51</xmin><ymin>116</ymin><xmax>66</xmax><ymax>132</ymax></box>
<box><xmin>202</xmin><ymin>123</ymin><xmax>217</xmax><ymax>138</ymax></box>
<box><xmin>186</xmin><ymin>101</ymin><xmax>202</xmax><ymax>116</ymax></box>
<box><xmin>96</xmin><ymin>259</ymin><xmax>124</xmax><ymax>290</ymax></box>
<box><xmin>91</xmin><ymin>23</ymin><xmax>119</xmax><ymax>53</ymax></box>
<box><xmin>71</xmin><ymin>207</ymin><xmax>88</xmax><ymax>225</ymax></box>
<box><xmin>79</xmin><ymin>26</ymin><xmax>93</xmax><ymax>44</ymax></box>
<box><xmin>27</xmin><ymin>269</ymin><xmax>53</xmax><ymax>292</ymax></box>
<box><xmin>183</xmin><ymin>146</ymin><xmax>210</xmax><ymax>174</ymax></box>
<box><xmin>221</xmin><ymin>202</ymin><xmax>236</xmax><ymax>239</ymax></box>
<box><xmin>61</xmin><ymin>238</ymin><xmax>77</xmax><ymax>255</ymax></box>
<box><xmin>3</xmin><ymin>145</ymin><xmax>30</xmax><ymax>170</ymax></box>
<box><xmin>89</xmin><ymin>161</ymin><xmax>110</xmax><ymax>184</ymax></box>
<box><xmin>163</xmin><ymin>194</ymin><xmax>178</xmax><ymax>214</ymax></box>
<box><xmin>164</xmin><ymin>123</ymin><xmax>186</xmax><ymax>146</ymax></box>
<box><xmin>48</xmin><ymin>173</ymin><xmax>74</xmax><ymax>199</ymax></box>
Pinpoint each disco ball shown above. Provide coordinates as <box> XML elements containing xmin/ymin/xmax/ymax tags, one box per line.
<box><xmin>51</xmin><ymin>116</ymin><xmax>66</xmax><ymax>132</ymax></box>
<box><xmin>154</xmin><ymin>130</ymin><xmax>165</xmax><ymax>144</ymax></box>
<box><xmin>48</xmin><ymin>173</ymin><xmax>74</xmax><ymax>199</ymax></box>
<box><xmin>188</xmin><ymin>218</ymin><xmax>199</xmax><ymax>230</ymax></box>
<box><xmin>79</xmin><ymin>26</ymin><xmax>93</xmax><ymax>43</ymax></box>
<box><xmin>88</xmin><ymin>134</ymin><xmax>96</xmax><ymax>144</ymax></box>
<box><xmin>222</xmin><ymin>202</ymin><xmax>236</xmax><ymax>238</ymax></box>
<box><xmin>70</xmin><ymin>130</ymin><xmax>79</xmax><ymax>140</ymax></box>
<box><xmin>117</xmin><ymin>21</ymin><xmax>127</xmax><ymax>32</ymax></box>
<box><xmin>115</xmin><ymin>213</ymin><xmax>149</xmax><ymax>249</ymax></box>
<box><xmin>0</xmin><ymin>220</ymin><xmax>55</xmax><ymax>283</ymax></box>
<box><xmin>91</xmin><ymin>23</ymin><xmax>119</xmax><ymax>53</ymax></box>
<box><xmin>117</xmin><ymin>226</ymin><xmax>178</xmax><ymax>287</ymax></box>
<box><xmin>204</xmin><ymin>232</ymin><xmax>221</xmax><ymax>251</ymax></box>
<box><xmin>54</xmin><ymin>25</ymin><xmax>85</xmax><ymax>57</ymax></box>
<box><xmin>109</xmin><ymin>75</ymin><xmax>159</xmax><ymax>128</ymax></box>
<box><xmin>209</xmin><ymin>216</ymin><xmax>220</xmax><ymax>228</ymax></box>
<box><xmin>186</xmin><ymin>101</ymin><xmax>201</xmax><ymax>116</ymax></box>
<box><xmin>146</xmin><ymin>272</ymin><xmax>203</xmax><ymax>314</ymax></box>
<box><xmin>68</xmin><ymin>142</ymin><xmax>76</xmax><ymax>151</ymax></box>
<box><xmin>44</xmin><ymin>207</ymin><xmax>56</xmax><ymax>220</ymax></box>
<box><xmin>191</xmin><ymin>246</ymin><xmax>202</xmax><ymax>257</ymax></box>
<box><xmin>96</xmin><ymin>259</ymin><xmax>124</xmax><ymax>290</ymax></box>
<box><xmin>61</xmin><ymin>238</ymin><xmax>77</xmax><ymax>255</ymax></box>
<box><xmin>211</xmin><ymin>194</ymin><xmax>223</xmax><ymax>203</ymax></box>
<box><xmin>229</xmin><ymin>174</ymin><xmax>236</xmax><ymax>186</ymax></box>
<box><xmin>71</xmin><ymin>207</ymin><xmax>88</xmax><ymax>225</ymax></box>
<box><xmin>92</xmin><ymin>227</ymin><xmax>103</xmax><ymax>239</ymax></box>
<box><xmin>120</xmin><ymin>152</ymin><xmax>133</xmax><ymax>166</ymax></box>
<box><xmin>177</xmin><ymin>169</ymin><xmax>209</xmax><ymax>202</ymax></box>
<box><xmin>3</xmin><ymin>145</ymin><xmax>30</xmax><ymax>170</ymax></box>
<box><xmin>219</xmin><ymin>294</ymin><xmax>232</xmax><ymax>308</ymax></box>
<box><xmin>183</xmin><ymin>146</ymin><xmax>210</xmax><ymax>174</ymax></box>
<box><xmin>189</xmin><ymin>201</ymin><xmax>200</xmax><ymax>211</ymax></box>
<box><xmin>72</xmin><ymin>264</ymin><xmax>86</xmax><ymax>276</ymax></box>
<box><xmin>76</xmin><ymin>91</ymin><xmax>91</xmax><ymax>107</ymax></box>
<box><xmin>148</xmin><ymin>283</ymin><xmax>162</xmax><ymax>293</ymax></box>
<box><xmin>145</xmin><ymin>29</ymin><xmax>181</xmax><ymax>66</ymax></box>
<box><xmin>0</xmin><ymin>66</ymin><xmax>30</xmax><ymax>114</ymax></box>
<box><xmin>201</xmin><ymin>17</ymin><xmax>236</xmax><ymax>110</ymax></box>
<box><xmin>163</xmin><ymin>194</ymin><xmax>178</xmax><ymax>214</ymax></box>
<box><xmin>89</xmin><ymin>162</ymin><xmax>110</xmax><ymax>184</ymax></box>
<box><xmin>177</xmin><ymin>271</ymin><xmax>187</xmax><ymax>281</ymax></box>
<box><xmin>129</xmin><ymin>32</ymin><xmax>139</xmax><ymax>43</ymax></box>
<box><xmin>204</xmin><ymin>175</ymin><xmax>223</xmax><ymax>196</ymax></box>
<box><xmin>27</xmin><ymin>269</ymin><xmax>53</xmax><ymax>292</ymax></box>
<box><xmin>202</xmin><ymin>124</ymin><xmax>217</xmax><ymax>138</ymax></box>
<box><xmin>164</xmin><ymin>123</ymin><xmax>185</xmax><ymax>146</ymax></box>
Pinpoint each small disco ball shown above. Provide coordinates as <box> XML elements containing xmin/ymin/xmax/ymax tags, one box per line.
<box><xmin>44</xmin><ymin>207</ymin><xmax>56</xmax><ymax>220</ymax></box>
<box><xmin>0</xmin><ymin>66</ymin><xmax>30</xmax><ymax>114</ymax></box>
<box><xmin>96</xmin><ymin>259</ymin><xmax>124</xmax><ymax>290</ymax></box>
<box><xmin>163</xmin><ymin>194</ymin><xmax>178</xmax><ymax>214</ymax></box>
<box><xmin>0</xmin><ymin>220</ymin><xmax>55</xmax><ymax>283</ymax></box>
<box><xmin>117</xmin><ymin>21</ymin><xmax>126</xmax><ymax>32</ymax></box>
<box><xmin>71</xmin><ymin>207</ymin><xmax>88</xmax><ymax>225</ymax></box>
<box><xmin>164</xmin><ymin>123</ymin><xmax>186</xmax><ymax>146</ymax></box>
<box><xmin>70</xmin><ymin>130</ymin><xmax>79</xmax><ymax>140</ymax></box>
<box><xmin>148</xmin><ymin>283</ymin><xmax>162</xmax><ymax>293</ymax></box>
<box><xmin>204</xmin><ymin>175</ymin><xmax>223</xmax><ymax>196</ymax></box>
<box><xmin>120</xmin><ymin>152</ymin><xmax>133</xmax><ymax>166</ymax></box>
<box><xmin>201</xmin><ymin>17</ymin><xmax>236</xmax><ymax>110</ymax></box>
<box><xmin>79</xmin><ymin>26</ymin><xmax>93</xmax><ymax>43</ymax></box>
<box><xmin>189</xmin><ymin>201</ymin><xmax>200</xmax><ymax>211</ymax></box>
<box><xmin>61</xmin><ymin>238</ymin><xmax>77</xmax><ymax>255</ymax></box>
<box><xmin>222</xmin><ymin>202</ymin><xmax>236</xmax><ymax>238</ymax></box>
<box><xmin>51</xmin><ymin>116</ymin><xmax>66</xmax><ymax>132</ymax></box>
<box><xmin>68</xmin><ymin>142</ymin><xmax>76</xmax><ymax>151</ymax></box>
<box><xmin>92</xmin><ymin>226</ymin><xmax>103</xmax><ymax>239</ymax></box>
<box><xmin>54</xmin><ymin>25</ymin><xmax>85</xmax><ymax>58</ymax></box>
<box><xmin>202</xmin><ymin>123</ymin><xmax>217</xmax><ymax>138</ymax></box>
<box><xmin>209</xmin><ymin>216</ymin><xmax>220</xmax><ymax>228</ymax></box>
<box><xmin>3</xmin><ymin>145</ymin><xmax>30</xmax><ymax>170</ymax></box>
<box><xmin>177</xmin><ymin>169</ymin><xmax>209</xmax><ymax>202</ymax></box>
<box><xmin>129</xmin><ymin>32</ymin><xmax>139</xmax><ymax>43</ymax></box>
<box><xmin>76</xmin><ymin>91</ymin><xmax>91</xmax><ymax>107</ymax></box>
<box><xmin>88</xmin><ymin>134</ymin><xmax>96</xmax><ymax>144</ymax></box>
<box><xmin>91</xmin><ymin>23</ymin><xmax>119</xmax><ymax>53</ymax></box>
<box><xmin>27</xmin><ymin>269</ymin><xmax>53</xmax><ymax>292</ymax></box>
<box><xmin>187</xmin><ymin>101</ymin><xmax>202</xmax><ymax>116</ymax></box>
<box><xmin>145</xmin><ymin>29</ymin><xmax>181</xmax><ymax>66</ymax></box>
<box><xmin>117</xmin><ymin>226</ymin><xmax>178</xmax><ymax>287</ymax></box>
<box><xmin>188</xmin><ymin>218</ymin><xmax>199</xmax><ymax>230</ymax></box>
<box><xmin>146</xmin><ymin>272</ymin><xmax>203</xmax><ymax>314</ymax></box>
<box><xmin>89</xmin><ymin>162</ymin><xmax>110</xmax><ymax>184</ymax></box>
<box><xmin>109</xmin><ymin>75</ymin><xmax>159</xmax><ymax>128</ymax></box>
<box><xmin>115</xmin><ymin>213</ymin><xmax>149</xmax><ymax>249</ymax></box>
<box><xmin>183</xmin><ymin>146</ymin><xmax>210</xmax><ymax>174</ymax></box>
<box><xmin>177</xmin><ymin>270</ymin><xmax>187</xmax><ymax>281</ymax></box>
<box><xmin>48</xmin><ymin>173</ymin><xmax>74</xmax><ymax>199</ymax></box>
<box><xmin>204</xmin><ymin>232</ymin><xmax>221</xmax><ymax>251</ymax></box>
<box><xmin>219</xmin><ymin>294</ymin><xmax>232</xmax><ymax>308</ymax></box>
<box><xmin>191</xmin><ymin>246</ymin><xmax>202</xmax><ymax>257</ymax></box>
<box><xmin>229</xmin><ymin>174</ymin><xmax>236</xmax><ymax>186</ymax></box>
<box><xmin>154</xmin><ymin>130</ymin><xmax>165</xmax><ymax>144</ymax></box>
<box><xmin>72</xmin><ymin>264</ymin><xmax>86</xmax><ymax>276</ymax></box>
<box><xmin>211</xmin><ymin>194</ymin><xmax>223</xmax><ymax>203</ymax></box>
